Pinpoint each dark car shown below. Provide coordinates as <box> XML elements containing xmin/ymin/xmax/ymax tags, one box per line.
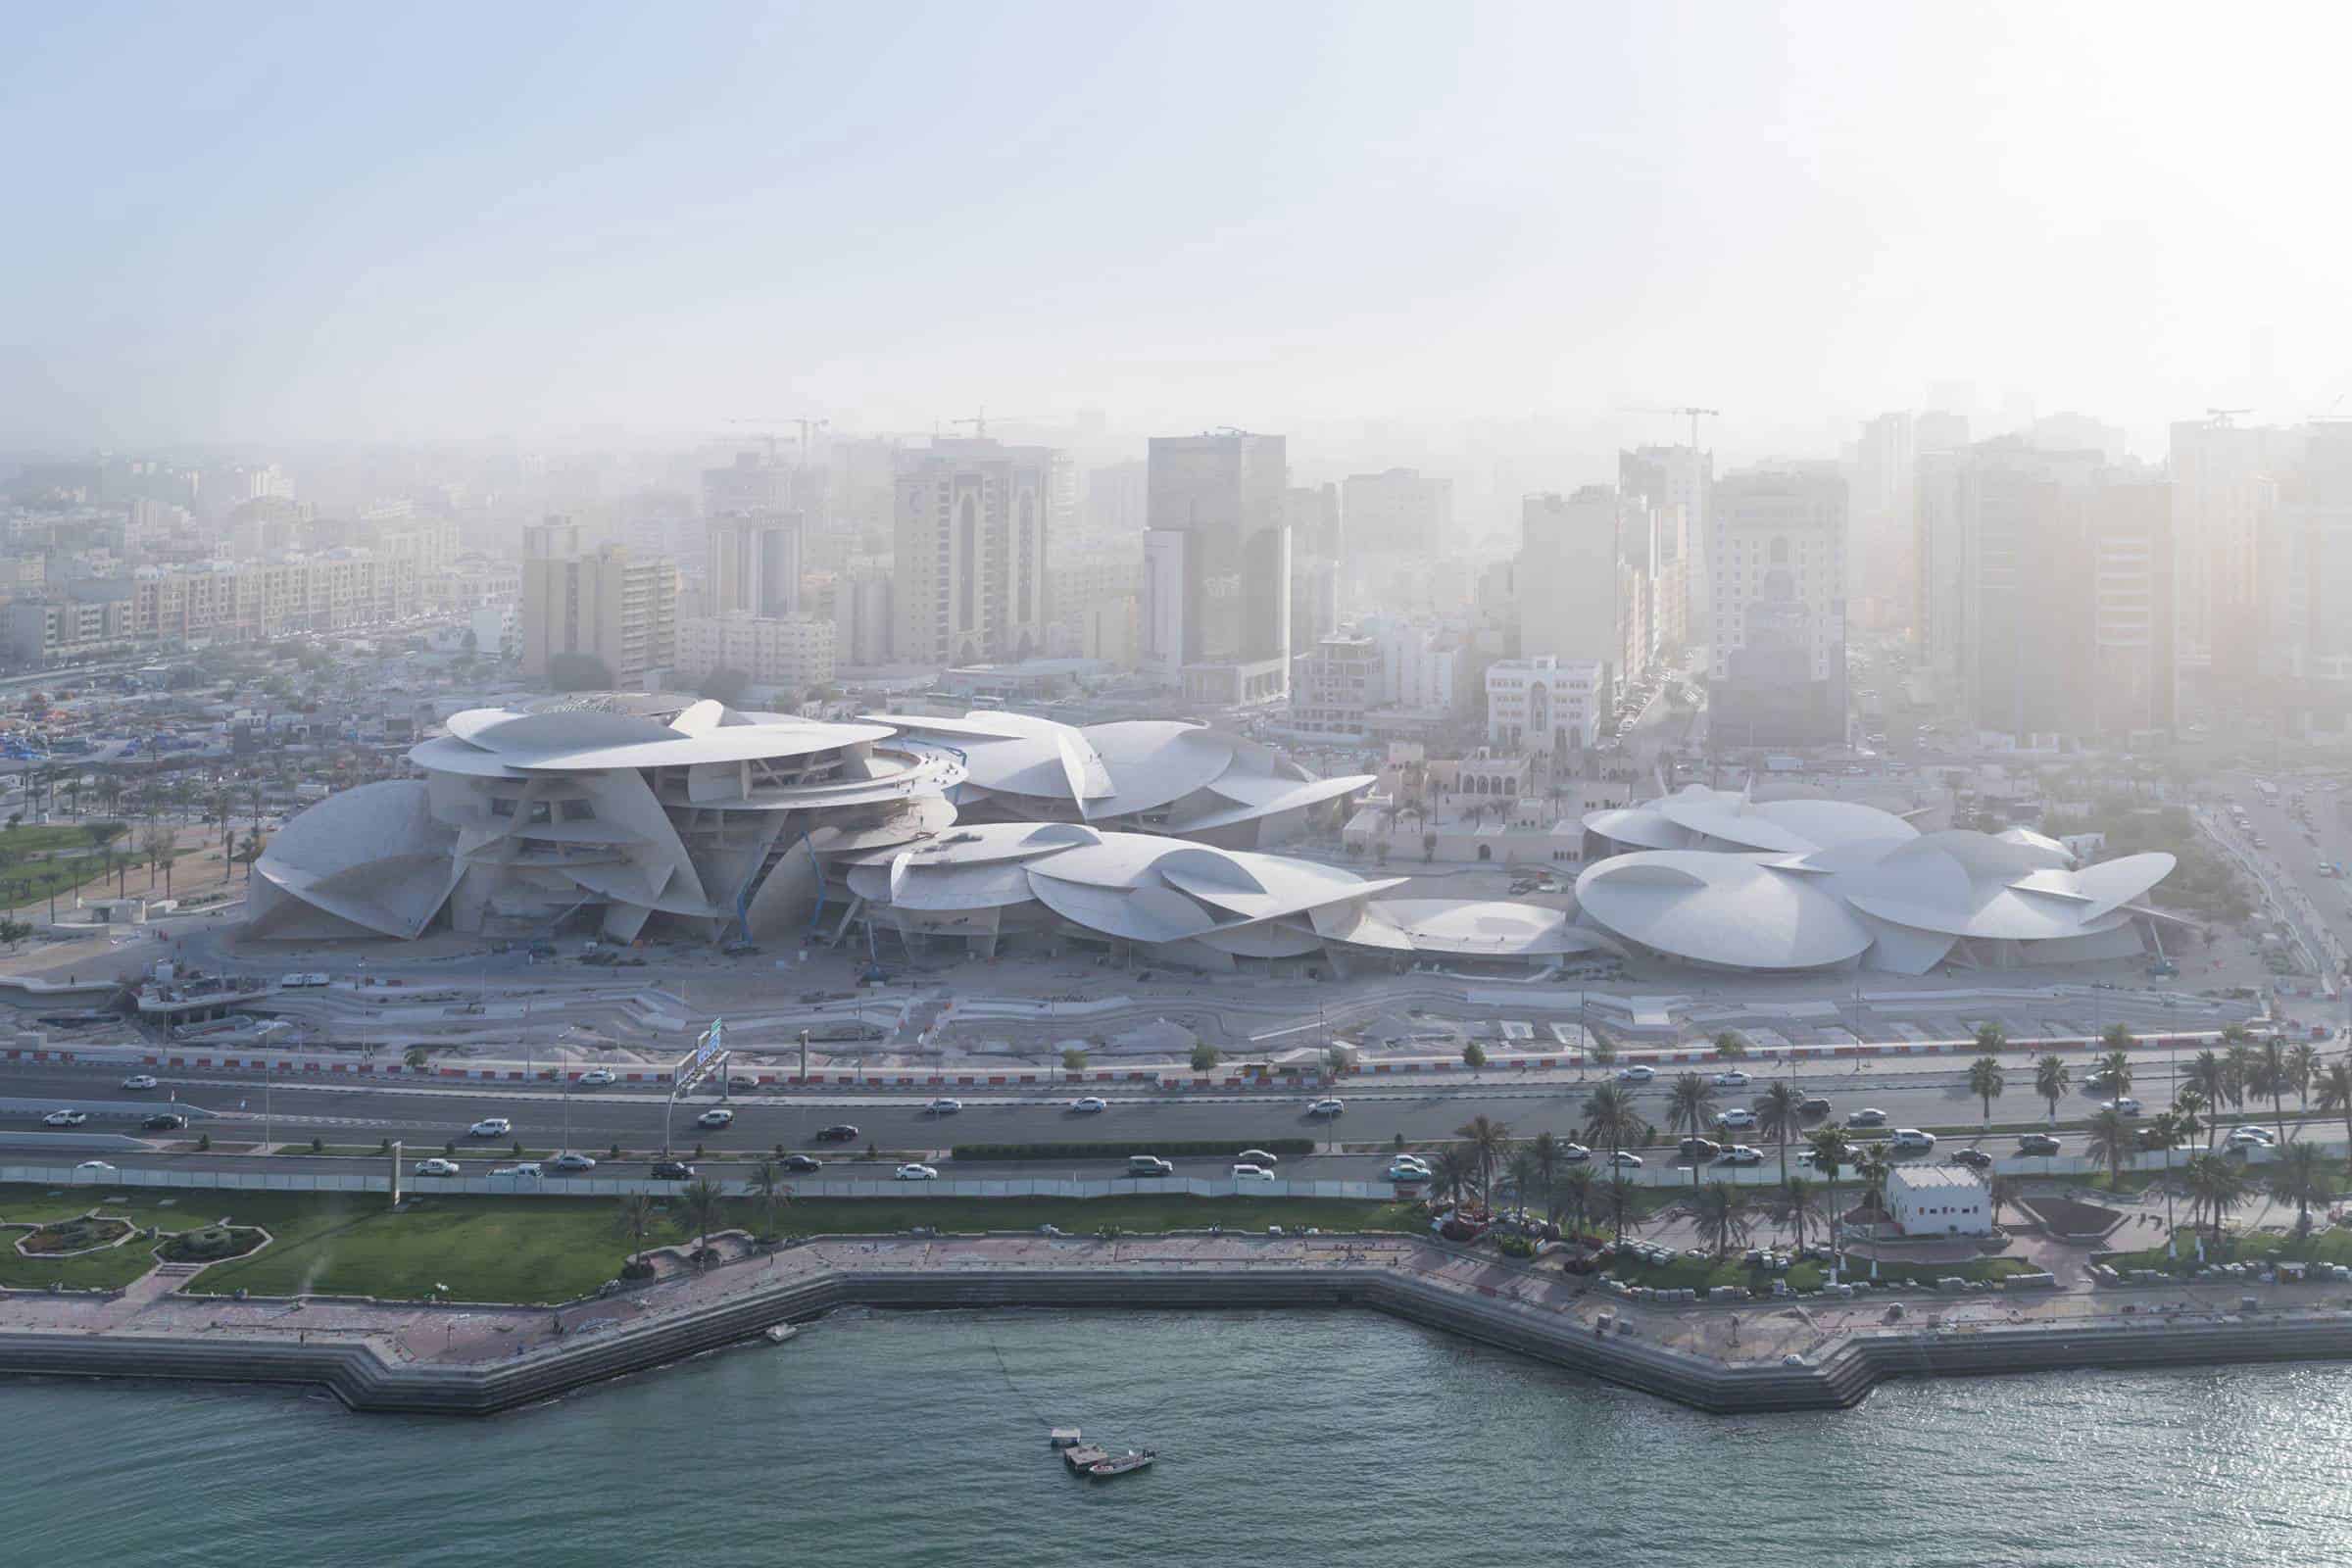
<box><xmin>725</xmin><ymin>1075</ymin><xmax>757</xmax><ymax>1093</ymax></box>
<box><xmin>1677</xmin><ymin>1137</ymin><xmax>1721</xmax><ymax>1162</ymax></box>
<box><xmin>815</xmin><ymin>1124</ymin><xmax>859</xmax><ymax>1142</ymax></box>
<box><xmin>2017</xmin><ymin>1133</ymin><xmax>2063</xmax><ymax>1156</ymax></box>
<box><xmin>781</xmin><ymin>1153</ymin><xmax>822</xmax><ymax>1173</ymax></box>
<box><xmin>651</xmin><ymin>1160</ymin><xmax>695</xmax><ymax>1181</ymax></box>
<box><xmin>142</xmin><ymin>1112</ymin><xmax>188</xmax><ymax>1131</ymax></box>
<box><xmin>1797</xmin><ymin>1096</ymin><xmax>1833</xmax><ymax>1116</ymax></box>
<box><xmin>1948</xmin><ymin>1148</ymin><xmax>1994</xmax><ymax>1169</ymax></box>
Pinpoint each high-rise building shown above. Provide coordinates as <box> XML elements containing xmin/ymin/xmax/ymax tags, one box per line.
<box><xmin>1339</xmin><ymin>467</ymin><xmax>1449</xmax><ymax>556</ymax></box>
<box><xmin>1285</xmin><ymin>482</ymin><xmax>1342</xmax><ymax>558</ymax></box>
<box><xmin>2169</xmin><ymin>417</ymin><xmax>2300</xmax><ymax>685</ymax></box>
<box><xmin>702</xmin><ymin>451</ymin><xmax>790</xmax><ymax>516</ymax></box>
<box><xmin>707</xmin><ymin>514</ymin><xmax>803</xmax><ymax>618</ymax></box>
<box><xmin>2085</xmin><ymin>477</ymin><xmax>2176</xmax><ymax>737</ymax></box>
<box><xmin>1619</xmin><ymin>444</ymin><xmax>1712</xmax><ymax>636</ymax></box>
<box><xmin>1516</xmin><ymin>488</ymin><xmax>1627</xmax><ymax>702</ymax></box>
<box><xmin>519</xmin><ymin>515</ymin><xmax>679</xmax><ymax>686</ymax></box>
<box><xmin>1084</xmin><ymin>460</ymin><xmax>1149</xmax><ymax>537</ymax></box>
<box><xmin>1852</xmin><ymin>413</ymin><xmax>1915</xmax><ymax>629</ymax></box>
<box><xmin>890</xmin><ymin>439</ymin><xmax>1056</xmax><ymax>667</ymax></box>
<box><xmin>1708</xmin><ymin>466</ymin><xmax>1848</xmax><ymax>747</ymax></box>
<box><xmin>1141</xmin><ymin>431</ymin><xmax>1291</xmax><ymax>705</ymax></box>
<box><xmin>828</xmin><ymin>559</ymin><xmax>895</xmax><ymax>668</ymax></box>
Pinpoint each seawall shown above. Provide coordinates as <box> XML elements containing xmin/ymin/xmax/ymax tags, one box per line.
<box><xmin>5</xmin><ymin>1250</ymin><xmax>2352</xmax><ymax>1417</ymax></box>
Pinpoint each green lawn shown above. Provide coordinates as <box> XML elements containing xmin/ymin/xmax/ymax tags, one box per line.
<box><xmin>96</xmin><ymin>1189</ymin><xmax>1423</xmax><ymax>1305</ymax></box>
<box><xmin>2102</xmin><ymin>1226</ymin><xmax>2352</xmax><ymax>1275</ymax></box>
<box><xmin>0</xmin><ymin>1188</ymin><xmax>212</xmax><ymax>1291</ymax></box>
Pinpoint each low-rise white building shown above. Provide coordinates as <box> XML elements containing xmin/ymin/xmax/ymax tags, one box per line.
<box><xmin>1886</xmin><ymin>1164</ymin><xmax>1992</xmax><ymax>1237</ymax></box>
<box><xmin>675</xmin><ymin>612</ymin><xmax>836</xmax><ymax>693</ymax></box>
<box><xmin>1485</xmin><ymin>656</ymin><xmax>1603</xmax><ymax>756</ymax></box>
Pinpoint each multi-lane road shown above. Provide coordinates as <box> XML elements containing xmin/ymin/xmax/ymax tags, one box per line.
<box><xmin>5</xmin><ymin>1045</ymin><xmax>2325</xmax><ymax>1183</ymax></box>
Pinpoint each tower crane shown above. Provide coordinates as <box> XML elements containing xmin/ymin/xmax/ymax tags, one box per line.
<box><xmin>2204</xmin><ymin>407</ymin><xmax>2251</xmax><ymax>427</ymax></box>
<box><xmin>725</xmin><ymin>417</ymin><xmax>830</xmax><ymax>464</ymax></box>
<box><xmin>948</xmin><ymin>409</ymin><xmax>1054</xmax><ymax>439</ymax></box>
<box><xmin>1620</xmin><ymin>406</ymin><xmax>1720</xmax><ymax>449</ymax></box>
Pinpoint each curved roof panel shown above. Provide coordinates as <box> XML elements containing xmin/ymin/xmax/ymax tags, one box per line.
<box><xmin>1575</xmin><ymin>852</ymin><xmax>1875</xmax><ymax>969</ymax></box>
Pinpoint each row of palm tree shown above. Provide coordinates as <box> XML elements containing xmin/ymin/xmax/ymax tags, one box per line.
<box><xmin>613</xmin><ymin>1165</ymin><xmax>797</xmax><ymax>1273</ymax></box>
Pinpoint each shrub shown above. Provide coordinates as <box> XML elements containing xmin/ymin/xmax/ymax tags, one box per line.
<box><xmin>1496</xmin><ymin>1235</ymin><xmax>1538</xmax><ymax>1259</ymax></box>
<box><xmin>311</xmin><ymin>1136</ymin><xmax>325</xmax><ymax>1153</ymax></box>
<box><xmin>196</xmin><ymin>1132</ymin><xmax>212</xmax><ymax>1152</ymax></box>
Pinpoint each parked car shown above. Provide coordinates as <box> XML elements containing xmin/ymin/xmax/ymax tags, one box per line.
<box><xmin>1889</xmin><ymin>1128</ymin><xmax>1937</xmax><ymax>1152</ymax></box>
<box><xmin>1232</xmin><ymin>1163</ymin><xmax>1277</xmax><ymax>1184</ymax></box>
<box><xmin>2017</xmin><ymin>1133</ymin><xmax>2063</xmax><ymax>1155</ymax></box>
<box><xmin>1712</xmin><ymin>1069</ymin><xmax>1751</xmax><ymax>1087</ymax></box>
<box><xmin>142</xmin><ymin>1112</ymin><xmax>187</xmax><ymax>1131</ymax></box>
<box><xmin>1845</xmin><ymin>1107</ymin><xmax>1887</xmax><ymax>1127</ymax></box>
<box><xmin>1948</xmin><ymin>1148</ymin><xmax>1994</xmax><ymax>1169</ymax></box>
<box><xmin>414</xmin><ymin>1157</ymin><xmax>461</xmax><ymax>1176</ymax></box>
<box><xmin>1616</xmin><ymin>1065</ymin><xmax>1656</xmax><ymax>1083</ymax></box>
<box><xmin>1307</xmin><ymin>1098</ymin><xmax>1346</xmax><ymax>1116</ymax></box>
<box><xmin>893</xmin><ymin>1163</ymin><xmax>939</xmax><ymax>1181</ymax></box>
<box><xmin>121</xmin><ymin>1074</ymin><xmax>159</xmax><ymax>1091</ymax></box>
<box><xmin>926</xmin><ymin>1098</ymin><xmax>963</xmax><ymax>1115</ymax></box>
<box><xmin>1070</xmin><ymin>1097</ymin><xmax>1108</xmax><ymax>1113</ymax></box>
<box><xmin>1713</xmin><ymin>1108</ymin><xmax>1757</xmax><ymax>1130</ymax></box>
<box><xmin>651</xmin><ymin>1160</ymin><xmax>695</xmax><ymax>1180</ymax></box>
<box><xmin>780</xmin><ymin>1153</ymin><xmax>822</xmax><ymax>1173</ymax></box>
<box><xmin>548</xmin><ymin>1152</ymin><xmax>597</xmax><ymax>1172</ymax></box>
<box><xmin>576</xmin><ymin>1067</ymin><xmax>617</xmax><ymax>1087</ymax></box>
<box><xmin>696</xmin><ymin>1107</ymin><xmax>735</xmax><ymax>1129</ymax></box>
<box><xmin>815</xmin><ymin>1124</ymin><xmax>859</xmax><ymax>1142</ymax></box>
<box><xmin>42</xmin><ymin>1109</ymin><xmax>88</xmax><ymax>1127</ymax></box>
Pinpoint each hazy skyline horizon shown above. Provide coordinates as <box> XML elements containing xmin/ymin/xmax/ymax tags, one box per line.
<box><xmin>8</xmin><ymin>1</ymin><xmax>2349</xmax><ymax>458</ymax></box>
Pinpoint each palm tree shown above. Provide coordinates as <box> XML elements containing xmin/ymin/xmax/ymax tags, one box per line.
<box><xmin>1529</xmin><ymin>1132</ymin><xmax>1563</xmax><ymax>1226</ymax></box>
<box><xmin>613</xmin><ymin>1192</ymin><xmax>657</xmax><ymax>1267</ymax></box>
<box><xmin>1694</xmin><ymin>1182</ymin><xmax>1753</xmax><ymax>1259</ymax></box>
<box><xmin>2316</xmin><ymin>1058</ymin><xmax>2352</xmax><ymax>1178</ymax></box>
<box><xmin>2182</xmin><ymin>1152</ymin><xmax>2253</xmax><ymax>1246</ymax></box>
<box><xmin>2100</xmin><ymin>1022</ymin><xmax>2135</xmax><ymax>1055</ymax></box>
<box><xmin>1966</xmin><ymin>1054</ymin><xmax>2005</xmax><ymax>1126</ymax></box>
<box><xmin>1581</xmin><ymin>1083</ymin><xmax>1648</xmax><ymax>1167</ymax></box>
<box><xmin>681</xmin><ymin>1177</ymin><xmax>726</xmax><ymax>1270</ymax></box>
<box><xmin>1755</xmin><ymin>1080</ymin><xmax>1802</xmax><ymax>1188</ymax></box>
<box><xmin>743</xmin><ymin>1159</ymin><xmax>786</xmax><ymax>1243</ymax></box>
<box><xmin>2185</xmin><ymin>1050</ymin><xmax>2230</xmax><ymax>1145</ymax></box>
<box><xmin>1505</xmin><ymin>1148</ymin><xmax>1542</xmax><ymax>1216</ymax></box>
<box><xmin>1856</xmin><ymin>1146</ymin><xmax>1892</xmax><ymax>1218</ymax></box>
<box><xmin>2034</xmin><ymin>1054</ymin><xmax>2071</xmax><ymax>1123</ymax></box>
<box><xmin>2267</xmin><ymin>1143</ymin><xmax>2334</xmax><ymax>1238</ymax></box>
<box><xmin>2097</xmin><ymin>1048</ymin><xmax>2133</xmax><ymax>1109</ymax></box>
<box><xmin>1986</xmin><ymin>1173</ymin><xmax>2017</xmax><ymax>1231</ymax></box>
<box><xmin>1973</xmin><ymin>1021</ymin><xmax>2007</xmax><ymax>1056</ymax></box>
<box><xmin>1600</xmin><ymin>1174</ymin><xmax>1640</xmax><ymax>1244</ymax></box>
<box><xmin>1431</xmin><ymin>1147</ymin><xmax>1473</xmax><ymax>1204</ymax></box>
<box><xmin>2223</xmin><ymin>1037</ymin><xmax>2255</xmax><ymax>1113</ymax></box>
<box><xmin>1558</xmin><ymin>1165</ymin><xmax>1595</xmax><ymax>1238</ymax></box>
<box><xmin>2288</xmin><ymin>1042</ymin><xmax>2320</xmax><ymax>1133</ymax></box>
<box><xmin>1455</xmin><ymin>1113</ymin><xmax>1512</xmax><ymax>1207</ymax></box>
<box><xmin>2252</xmin><ymin>1039</ymin><xmax>2290</xmax><ymax>1147</ymax></box>
<box><xmin>1780</xmin><ymin>1174</ymin><xmax>1818</xmax><ymax>1252</ymax></box>
<box><xmin>1807</xmin><ymin>1127</ymin><xmax>1853</xmax><ymax>1271</ymax></box>
<box><xmin>2085</xmin><ymin>1105</ymin><xmax>2134</xmax><ymax>1190</ymax></box>
<box><xmin>1665</xmin><ymin>1072</ymin><xmax>1718</xmax><ymax>1192</ymax></box>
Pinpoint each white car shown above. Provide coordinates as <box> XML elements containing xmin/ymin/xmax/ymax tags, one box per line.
<box><xmin>1557</xmin><ymin>1143</ymin><xmax>1592</xmax><ymax>1163</ymax></box>
<box><xmin>1232</xmin><ymin>1163</ymin><xmax>1277</xmax><ymax>1183</ymax></box>
<box><xmin>1607</xmin><ymin>1151</ymin><xmax>1644</xmax><ymax>1168</ymax></box>
<box><xmin>576</xmin><ymin>1067</ymin><xmax>617</xmax><ymax>1087</ymax></box>
<box><xmin>1714</xmin><ymin>1108</ymin><xmax>1757</xmax><ymax>1130</ymax></box>
<box><xmin>1616</xmin><ymin>1065</ymin><xmax>1656</xmax><ymax>1083</ymax></box>
<box><xmin>1070</xmin><ymin>1097</ymin><xmax>1108</xmax><ymax>1113</ymax></box>
<box><xmin>121</xmin><ymin>1074</ymin><xmax>159</xmax><ymax>1091</ymax></box>
<box><xmin>413</xmin><ymin>1157</ymin><xmax>462</xmax><ymax>1177</ymax></box>
<box><xmin>73</xmin><ymin>1159</ymin><xmax>117</xmax><ymax>1180</ymax></box>
<box><xmin>42</xmin><ymin>1109</ymin><xmax>87</xmax><ymax>1127</ymax></box>
<box><xmin>926</xmin><ymin>1098</ymin><xmax>962</xmax><ymax>1115</ymax></box>
<box><xmin>696</xmin><ymin>1107</ymin><xmax>735</xmax><ymax>1129</ymax></box>
<box><xmin>1715</xmin><ymin>1145</ymin><xmax>1764</xmax><ymax>1165</ymax></box>
<box><xmin>2226</xmin><ymin>1126</ymin><xmax>2278</xmax><ymax>1148</ymax></box>
<box><xmin>1237</xmin><ymin>1149</ymin><xmax>1280</xmax><ymax>1165</ymax></box>
<box><xmin>1889</xmin><ymin>1128</ymin><xmax>1937</xmax><ymax>1152</ymax></box>
<box><xmin>1307</xmin><ymin>1098</ymin><xmax>1346</xmax><ymax>1116</ymax></box>
<box><xmin>493</xmin><ymin>1162</ymin><xmax>544</xmax><ymax>1180</ymax></box>
<box><xmin>893</xmin><ymin>1162</ymin><xmax>939</xmax><ymax>1181</ymax></box>
<box><xmin>2100</xmin><ymin>1098</ymin><xmax>2142</xmax><ymax>1116</ymax></box>
<box><xmin>467</xmin><ymin>1117</ymin><xmax>513</xmax><ymax>1138</ymax></box>
<box><xmin>278</xmin><ymin>973</ymin><xmax>308</xmax><ymax>990</ymax></box>
<box><xmin>1712</xmin><ymin>1069</ymin><xmax>1751</xmax><ymax>1087</ymax></box>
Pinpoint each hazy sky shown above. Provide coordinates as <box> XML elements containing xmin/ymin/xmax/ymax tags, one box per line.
<box><xmin>7</xmin><ymin>1</ymin><xmax>2349</xmax><ymax>455</ymax></box>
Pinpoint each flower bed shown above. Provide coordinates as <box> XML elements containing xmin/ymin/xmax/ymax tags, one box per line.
<box><xmin>16</xmin><ymin>1216</ymin><xmax>134</xmax><ymax>1257</ymax></box>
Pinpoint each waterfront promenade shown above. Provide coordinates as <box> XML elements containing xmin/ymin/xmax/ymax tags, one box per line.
<box><xmin>6</xmin><ymin>1225</ymin><xmax>2352</xmax><ymax>1416</ymax></box>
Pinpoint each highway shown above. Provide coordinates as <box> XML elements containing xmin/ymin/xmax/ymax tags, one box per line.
<box><xmin>5</xmin><ymin>1049</ymin><xmax>2323</xmax><ymax>1171</ymax></box>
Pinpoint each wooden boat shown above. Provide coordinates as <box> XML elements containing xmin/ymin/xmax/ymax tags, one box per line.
<box><xmin>1086</xmin><ymin>1449</ymin><xmax>1155</xmax><ymax>1478</ymax></box>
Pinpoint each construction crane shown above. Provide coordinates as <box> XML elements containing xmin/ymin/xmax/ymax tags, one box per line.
<box><xmin>948</xmin><ymin>409</ymin><xmax>1054</xmax><ymax>439</ymax></box>
<box><xmin>1621</xmin><ymin>406</ymin><xmax>1720</xmax><ymax>449</ymax></box>
<box><xmin>2205</xmin><ymin>407</ymin><xmax>2252</xmax><ymax>427</ymax></box>
<box><xmin>725</xmin><ymin>416</ymin><xmax>829</xmax><ymax>465</ymax></box>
